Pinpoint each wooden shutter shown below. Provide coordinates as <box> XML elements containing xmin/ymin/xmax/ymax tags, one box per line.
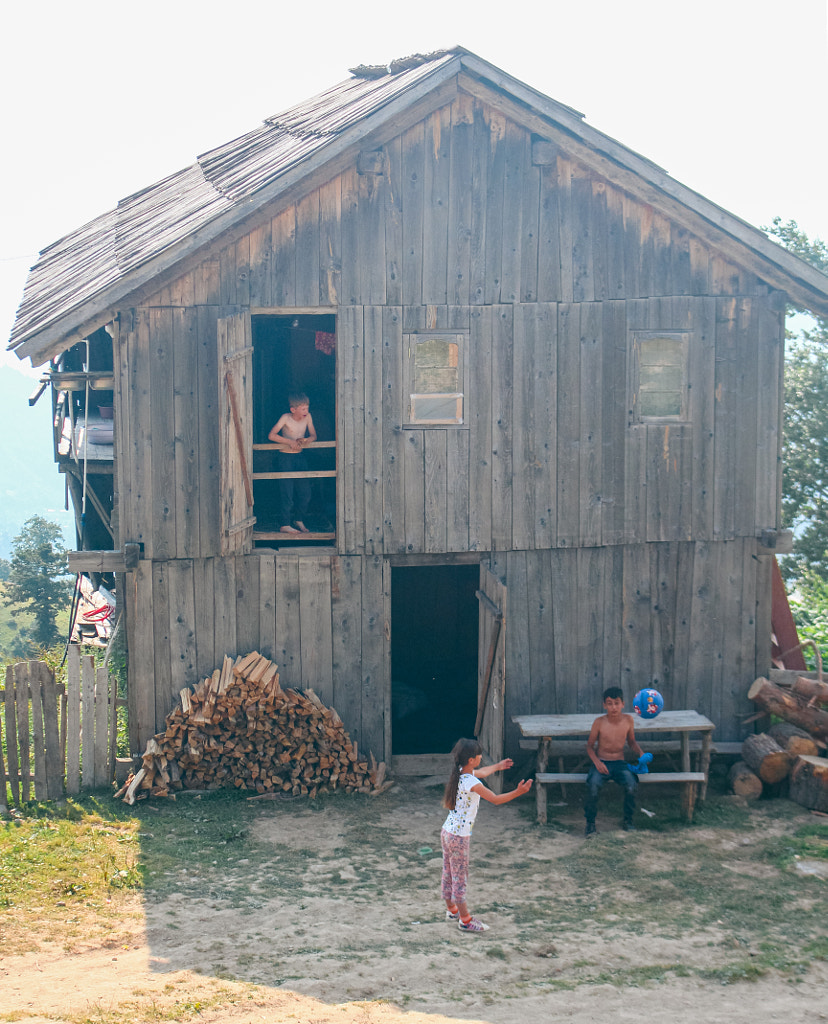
<box><xmin>218</xmin><ymin>312</ymin><xmax>255</xmax><ymax>554</ymax></box>
<box><xmin>476</xmin><ymin>563</ymin><xmax>506</xmax><ymax>792</ymax></box>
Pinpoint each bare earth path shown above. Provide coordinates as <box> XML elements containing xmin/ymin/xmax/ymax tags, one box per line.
<box><xmin>2</xmin><ymin>781</ymin><xmax>826</xmax><ymax>1023</ymax></box>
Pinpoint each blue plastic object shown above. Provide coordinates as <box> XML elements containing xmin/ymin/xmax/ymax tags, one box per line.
<box><xmin>627</xmin><ymin>752</ymin><xmax>654</xmax><ymax>775</ymax></box>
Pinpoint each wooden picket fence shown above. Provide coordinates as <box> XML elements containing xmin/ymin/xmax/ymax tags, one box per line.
<box><xmin>1</xmin><ymin>645</ymin><xmax>124</xmax><ymax>806</ymax></box>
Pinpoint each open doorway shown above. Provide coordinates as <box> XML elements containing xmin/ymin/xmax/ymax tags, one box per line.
<box><xmin>391</xmin><ymin>564</ymin><xmax>480</xmax><ymax>755</ymax></box>
<box><xmin>251</xmin><ymin>314</ymin><xmax>336</xmax><ymax>543</ymax></box>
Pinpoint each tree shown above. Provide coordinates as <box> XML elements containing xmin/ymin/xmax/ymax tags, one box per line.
<box><xmin>3</xmin><ymin>516</ymin><xmax>70</xmax><ymax>650</ymax></box>
<box><xmin>763</xmin><ymin>219</ymin><xmax>828</xmax><ymax>585</ymax></box>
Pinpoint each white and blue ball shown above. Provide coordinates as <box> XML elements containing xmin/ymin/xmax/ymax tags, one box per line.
<box><xmin>633</xmin><ymin>688</ymin><xmax>664</xmax><ymax>718</ymax></box>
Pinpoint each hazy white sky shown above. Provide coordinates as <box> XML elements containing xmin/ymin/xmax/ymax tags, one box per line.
<box><xmin>2</xmin><ymin>0</ymin><xmax>826</xmax><ymax>376</ymax></box>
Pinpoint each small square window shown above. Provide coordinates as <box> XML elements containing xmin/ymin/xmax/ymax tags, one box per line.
<box><xmin>405</xmin><ymin>332</ymin><xmax>467</xmax><ymax>426</ymax></box>
<box><xmin>632</xmin><ymin>332</ymin><xmax>688</xmax><ymax>422</ymax></box>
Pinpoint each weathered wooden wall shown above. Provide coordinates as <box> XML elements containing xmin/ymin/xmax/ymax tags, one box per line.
<box><xmin>116</xmin><ymin>92</ymin><xmax>786</xmax><ymax>756</ymax></box>
<box><xmin>125</xmin><ymin>540</ymin><xmax>770</xmax><ymax>755</ymax></box>
<box><xmin>125</xmin><ymin>553</ymin><xmax>389</xmax><ymax>759</ymax></box>
<box><xmin>121</xmin><ymin>95</ymin><xmax>783</xmax><ymax>563</ymax></box>
<box><xmin>114</xmin><ymin>293</ymin><xmax>782</xmax><ymax>563</ymax></box>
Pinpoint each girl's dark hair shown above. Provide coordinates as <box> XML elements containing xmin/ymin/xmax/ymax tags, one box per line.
<box><xmin>442</xmin><ymin>737</ymin><xmax>483</xmax><ymax>810</ymax></box>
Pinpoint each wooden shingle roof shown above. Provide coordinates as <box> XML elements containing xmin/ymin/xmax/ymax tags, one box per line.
<box><xmin>9</xmin><ymin>46</ymin><xmax>828</xmax><ymax>365</ymax></box>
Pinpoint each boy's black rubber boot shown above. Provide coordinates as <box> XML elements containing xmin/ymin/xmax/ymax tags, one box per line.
<box><xmin>584</xmin><ymin>822</ymin><xmax>597</xmax><ymax>836</ymax></box>
<box><xmin>622</xmin><ymin>821</ymin><xmax>636</xmax><ymax>832</ymax></box>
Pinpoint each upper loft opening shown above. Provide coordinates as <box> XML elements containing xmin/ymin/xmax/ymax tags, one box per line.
<box><xmin>251</xmin><ymin>314</ymin><xmax>336</xmax><ymax>548</ymax></box>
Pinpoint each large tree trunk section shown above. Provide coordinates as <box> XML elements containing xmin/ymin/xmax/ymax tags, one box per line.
<box><xmin>747</xmin><ymin>677</ymin><xmax>828</xmax><ymax>742</ymax></box>
<box><xmin>741</xmin><ymin>733</ymin><xmax>794</xmax><ymax>784</ymax></box>
<box><xmin>727</xmin><ymin>761</ymin><xmax>763</xmax><ymax>800</ymax></box>
<box><xmin>788</xmin><ymin>755</ymin><xmax>828</xmax><ymax>812</ymax></box>
<box><xmin>767</xmin><ymin>722</ymin><xmax>822</xmax><ymax>757</ymax></box>
<box><xmin>790</xmin><ymin>676</ymin><xmax>828</xmax><ymax>708</ymax></box>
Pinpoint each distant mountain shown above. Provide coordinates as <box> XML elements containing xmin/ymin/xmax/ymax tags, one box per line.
<box><xmin>0</xmin><ymin>364</ymin><xmax>74</xmax><ymax>558</ymax></box>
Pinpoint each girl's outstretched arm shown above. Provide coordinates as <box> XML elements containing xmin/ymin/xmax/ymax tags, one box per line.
<box><xmin>471</xmin><ymin>778</ymin><xmax>533</xmax><ymax>805</ymax></box>
<box><xmin>474</xmin><ymin>757</ymin><xmax>513</xmax><ymax>779</ymax></box>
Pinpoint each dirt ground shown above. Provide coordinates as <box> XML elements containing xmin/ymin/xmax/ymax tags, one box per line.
<box><xmin>2</xmin><ymin>779</ymin><xmax>827</xmax><ymax>1024</ymax></box>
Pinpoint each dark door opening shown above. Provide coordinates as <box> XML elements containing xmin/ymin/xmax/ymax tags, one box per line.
<box><xmin>251</xmin><ymin>314</ymin><xmax>336</xmax><ymax>543</ymax></box>
<box><xmin>391</xmin><ymin>564</ymin><xmax>480</xmax><ymax>755</ymax></box>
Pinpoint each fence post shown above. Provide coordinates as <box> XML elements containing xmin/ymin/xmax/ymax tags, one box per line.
<box><xmin>4</xmin><ymin>666</ymin><xmax>19</xmax><ymax>805</ymax></box>
<box><xmin>14</xmin><ymin>663</ymin><xmax>31</xmax><ymax>802</ymax></box>
<box><xmin>66</xmin><ymin>645</ymin><xmax>81</xmax><ymax>796</ymax></box>
<box><xmin>81</xmin><ymin>654</ymin><xmax>95</xmax><ymax>789</ymax></box>
<box><xmin>0</xmin><ymin>704</ymin><xmax>7</xmax><ymax>811</ymax></box>
<box><xmin>29</xmin><ymin>662</ymin><xmax>47</xmax><ymax>800</ymax></box>
<box><xmin>41</xmin><ymin>664</ymin><xmax>63</xmax><ymax>801</ymax></box>
<box><xmin>94</xmin><ymin>666</ymin><xmax>109</xmax><ymax>787</ymax></box>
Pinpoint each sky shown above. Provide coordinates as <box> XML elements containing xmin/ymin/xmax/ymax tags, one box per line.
<box><xmin>1</xmin><ymin>0</ymin><xmax>826</xmax><ymax>378</ymax></box>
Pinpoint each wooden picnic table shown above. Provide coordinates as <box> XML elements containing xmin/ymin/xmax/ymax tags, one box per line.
<box><xmin>512</xmin><ymin>710</ymin><xmax>715</xmax><ymax>825</ymax></box>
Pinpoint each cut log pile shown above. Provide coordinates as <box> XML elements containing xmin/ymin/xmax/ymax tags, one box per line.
<box><xmin>115</xmin><ymin>652</ymin><xmax>392</xmax><ymax>804</ymax></box>
<box><xmin>733</xmin><ymin>671</ymin><xmax>828</xmax><ymax>811</ymax></box>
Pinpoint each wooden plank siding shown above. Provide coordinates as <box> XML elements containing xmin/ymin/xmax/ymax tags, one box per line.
<box><xmin>123</xmin><ymin>538</ymin><xmax>769</xmax><ymax>754</ymax></box>
<box><xmin>115</xmin><ymin>91</ymin><xmax>787</xmax><ymax>758</ymax></box>
<box><xmin>124</xmin><ymin>97</ymin><xmax>782</xmax><ymax>565</ymax></box>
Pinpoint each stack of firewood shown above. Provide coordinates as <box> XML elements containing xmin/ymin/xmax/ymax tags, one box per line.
<box><xmin>115</xmin><ymin>652</ymin><xmax>392</xmax><ymax>804</ymax></box>
<box><xmin>732</xmin><ymin>672</ymin><xmax>828</xmax><ymax>811</ymax></box>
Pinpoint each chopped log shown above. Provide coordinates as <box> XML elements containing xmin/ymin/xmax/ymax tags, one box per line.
<box><xmin>790</xmin><ymin>676</ymin><xmax>828</xmax><ymax>708</ymax></box>
<box><xmin>788</xmin><ymin>755</ymin><xmax>828</xmax><ymax>813</ymax></box>
<box><xmin>768</xmin><ymin>722</ymin><xmax>822</xmax><ymax>757</ymax></box>
<box><xmin>747</xmin><ymin>677</ymin><xmax>828</xmax><ymax>742</ymax></box>
<box><xmin>727</xmin><ymin>761</ymin><xmax>763</xmax><ymax>800</ymax></box>
<box><xmin>741</xmin><ymin>732</ymin><xmax>794</xmax><ymax>784</ymax></box>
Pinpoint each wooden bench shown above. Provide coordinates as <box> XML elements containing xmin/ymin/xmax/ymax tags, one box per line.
<box><xmin>535</xmin><ymin>770</ymin><xmax>707</xmax><ymax>823</ymax></box>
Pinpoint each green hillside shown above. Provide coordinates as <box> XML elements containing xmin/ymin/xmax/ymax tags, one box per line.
<box><xmin>0</xmin><ymin>582</ymin><xmax>73</xmax><ymax>661</ymax></box>
<box><xmin>0</xmin><ymin>365</ymin><xmax>74</xmax><ymax>559</ymax></box>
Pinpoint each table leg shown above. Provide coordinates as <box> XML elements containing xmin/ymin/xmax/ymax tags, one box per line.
<box><xmin>680</xmin><ymin>732</ymin><xmax>691</xmax><ymax>773</ymax></box>
<box><xmin>700</xmin><ymin>730</ymin><xmax>712</xmax><ymax>800</ymax></box>
<box><xmin>536</xmin><ymin>738</ymin><xmax>550</xmax><ymax>825</ymax></box>
<box><xmin>681</xmin><ymin>781</ymin><xmax>697</xmax><ymax>822</ymax></box>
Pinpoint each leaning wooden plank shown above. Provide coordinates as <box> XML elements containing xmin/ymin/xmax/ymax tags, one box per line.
<box><xmin>14</xmin><ymin>663</ymin><xmax>31</xmax><ymax>802</ymax></box>
<box><xmin>94</xmin><ymin>666</ymin><xmax>110</xmax><ymax>788</ymax></box>
<box><xmin>66</xmin><ymin>644</ymin><xmax>81</xmax><ymax>795</ymax></box>
<box><xmin>41</xmin><ymin>664</ymin><xmax>63</xmax><ymax>801</ymax></box>
<box><xmin>81</xmin><ymin>653</ymin><xmax>96</xmax><ymax>789</ymax></box>
<box><xmin>28</xmin><ymin>662</ymin><xmax>48</xmax><ymax>801</ymax></box>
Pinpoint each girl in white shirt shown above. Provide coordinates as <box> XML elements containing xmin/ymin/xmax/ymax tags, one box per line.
<box><xmin>441</xmin><ymin>737</ymin><xmax>533</xmax><ymax>932</ymax></box>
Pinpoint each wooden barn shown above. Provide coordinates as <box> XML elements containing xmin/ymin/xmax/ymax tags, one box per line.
<box><xmin>9</xmin><ymin>47</ymin><xmax>828</xmax><ymax>769</ymax></box>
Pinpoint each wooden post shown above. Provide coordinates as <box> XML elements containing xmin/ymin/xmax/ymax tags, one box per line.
<box><xmin>4</xmin><ymin>666</ymin><xmax>20</xmax><ymax>805</ymax></box>
<box><xmin>29</xmin><ymin>662</ymin><xmax>47</xmax><ymax>800</ymax></box>
<box><xmin>0</xmin><ymin>708</ymin><xmax>7</xmax><ymax>811</ymax></box>
<box><xmin>66</xmin><ymin>645</ymin><xmax>81</xmax><ymax>795</ymax></box>
<box><xmin>14</xmin><ymin>663</ymin><xmax>31</xmax><ymax>802</ymax></box>
<box><xmin>41</xmin><ymin>664</ymin><xmax>62</xmax><ymax>801</ymax></box>
<box><xmin>81</xmin><ymin>653</ymin><xmax>95</xmax><ymax>789</ymax></box>
<box><xmin>94</xmin><ymin>666</ymin><xmax>110</xmax><ymax>787</ymax></box>
<box><xmin>699</xmin><ymin>730</ymin><xmax>713</xmax><ymax>800</ymax></box>
<box><xmin>535</xmin><ymin>738</ymin><xmax>550</xmax><ymax>825</ymax></box>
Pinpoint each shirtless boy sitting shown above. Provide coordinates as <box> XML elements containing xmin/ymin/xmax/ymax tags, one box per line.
<box><xmin>584</xmin><ymin>686</ymin><xmax>644</xmax><ymax>835</ymax></box>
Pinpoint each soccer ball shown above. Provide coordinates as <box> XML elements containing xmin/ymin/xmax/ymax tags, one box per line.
<box><xmin>633</xmin><ymin>688</ymin><xmax>664</xmax><ymax>718</ymax></box>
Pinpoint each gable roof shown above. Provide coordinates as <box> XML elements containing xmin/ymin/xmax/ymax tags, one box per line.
<box><xmin>9</xmin><ymin>46</ymin><xmax>828</xmax><ymax>365</ymax></box>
